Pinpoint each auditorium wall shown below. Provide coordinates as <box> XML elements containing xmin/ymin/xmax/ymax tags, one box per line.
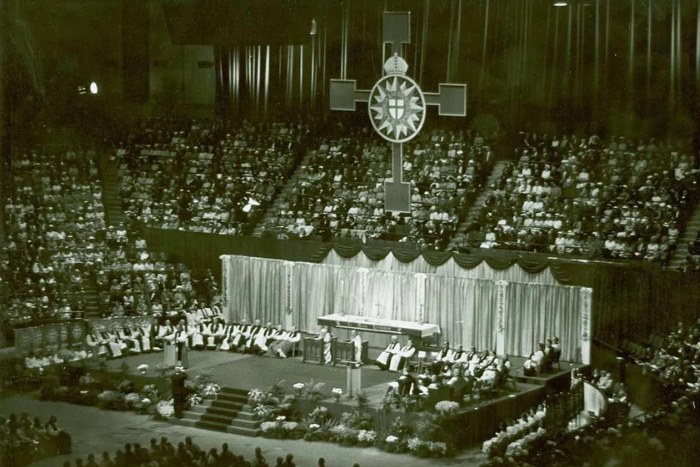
<box><xmin>147</xmin><ymin>0</ymin><xmax>215</xmax><ymax>112</ymax></box>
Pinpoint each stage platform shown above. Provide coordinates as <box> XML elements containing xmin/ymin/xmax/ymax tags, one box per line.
<box><xmin>105</xmin><ymin>350</ymin><xmax>583</xmax><ymax>408</ymax></box>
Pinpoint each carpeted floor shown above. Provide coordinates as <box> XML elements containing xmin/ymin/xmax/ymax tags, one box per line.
<box><xmin>106</xmin><ymin>350</ymin><xmax>397</xmax><ymax>399</ymax></box>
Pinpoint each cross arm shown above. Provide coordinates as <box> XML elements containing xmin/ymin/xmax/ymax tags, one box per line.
<box><xmin>329</xmin><ymin>80</ymin><xmax>370</xmax><ymax>111</ymax></box>
<box><xmin>424</xmin><ymin>83</ymin><xmax>468</xmax><ymax>117</ymax></box>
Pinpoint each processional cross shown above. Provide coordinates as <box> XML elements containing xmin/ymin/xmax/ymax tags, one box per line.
<box><xmin>330</xmin><ymin>12</ymin><xmax>467</xmax><ymax>212</ymax></box>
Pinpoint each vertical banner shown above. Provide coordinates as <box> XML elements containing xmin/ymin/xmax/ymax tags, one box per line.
<box><xmin>220</xmin><ymin>255</ymin><xmax>230</xmax><ymax>319</ymax></box>
<box><xmin>284</xmin><ymin>261</ymin><xmax>295</xmax><ymax>328</ymax></box>
<box><xmin>357</xmin><ymin>267</ymin><xmax>369</xmax><ymax>316</ymax></box>
<box><xmin>580</xmin><ymin>287</ymin><xmax>593</xmax><ymax>364</ymax></box>
<box><xmin>495</xmin><ymin>280</ymin><xmax>508</xmax><ymax>355</ymax></box>
<box><xmin>415</xmin><ymin>273</ymin><xmax>427</xmax><ymax>323</ymax></box>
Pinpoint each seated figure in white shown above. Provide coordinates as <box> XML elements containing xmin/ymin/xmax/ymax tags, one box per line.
<box><xmin>117</xmin><ymin>327</ymin><xmax>142</xmax><ymax>354</ymax></box>
<box><xmin>191</xmin><ymin>321</ymin><xmax>210</xmax><ymax>349</ymax></box>
<box><xmin>136</xmin><ymin>322</ymin><xmax>154</xmax><ymax>352</ymax></box>
<box><xmin>242</xmin><ymin>320</ymin><xmax>263</xmax><ymax>350</ymax></box>
<box><xmin>229</xmin><ymin>321</ymin><xmax>251</xmax><ymax>348</ymax></box>
<box><xmin>531</xmin><ymin>343</ymin><xmax>546</xmax><ymax>373</ymax></box>
<box><xmin>206</xmin><ymin>318</ymin><xmax>227</xmax><ymax>349</ymax></box>
<box><xmin>376</xmin><ymin>336</ymin><xmax>401</xmax><ymax>370</ymax></box>
<box><xmin>389</xmin><ymin>339</ymin><xmax>416</xmax><ymax>372</ymax></box>
<box><xmin>252</xmin><ymin>323</ymin><xmax>278</xmax><ymax>352</ymax></box>
<box><xmin>102</xmin><ymin>330</ymin><xmax>127</xmax><ymax>357</ymax></box>
<box><xmin>86</xmin><ymin>331</ymin><xmax>108</xmax><ymax>357</ymax></box>
<box><xmin>218</xmin><ymin>322</ymin><xmax>237</xmax><ymax>351</ymax></box>
<box><xmin>269</xmin><ymin>326</ymin><xmax>301</xmax><ymax>358</ymax></box>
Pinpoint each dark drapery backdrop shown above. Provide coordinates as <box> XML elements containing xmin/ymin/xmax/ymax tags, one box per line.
<box><xmin>145</xmin><ymin>228</ymin><xmax>700</xmax><ymax>348</ymax></box>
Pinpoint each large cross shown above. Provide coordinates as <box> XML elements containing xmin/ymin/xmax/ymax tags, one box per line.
<box><xmin>330</xmin><ymin>12</ymin><xmax>467</xmax><ymax>213</ymax></box>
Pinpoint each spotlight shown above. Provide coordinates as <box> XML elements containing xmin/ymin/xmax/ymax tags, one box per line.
<box><xmin>90</xmin><ymin>82</ymin><xmax>98</xmax><ymax>94</ymax></box>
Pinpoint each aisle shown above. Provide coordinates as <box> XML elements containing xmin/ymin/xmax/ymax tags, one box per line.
<box><xmin>0</xmin><ymin>395</ymin><xmax>481</xmax><ymax>467</ymax></box>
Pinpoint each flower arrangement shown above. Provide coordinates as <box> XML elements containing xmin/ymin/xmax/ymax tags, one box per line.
<box><xmin>124</xmin><ymin>392</ymin><xmax>143</xmax><ymax>408</ymax></box>
<box><xmin>308</xmin><ymin>406</ymin><xmax>333</xmax><ymax>425</ymax></box>
<box><xmin>406</xmin><ymin>438</ymin><xmax>449</xmax><ymax>458</ymax></box>
<box><xmin>329</xmin><ymin>425</ymin><xmax>361</xmax><ymax>445</ymax></box>
<box><xmin>116</xmin><ymin>379</ymin><xmax>135</xmax><ymax>394</ymax></box>
<box><xmin>435</xmin><ymin>400</ymin><xmax>460</xmax><ymax>415</ymax></box>
<box><xmin>152</xmin><ymin>400</ymin><xmax>174</xmax><ymax>420</ymax></box>
<box><xmin>187</xmin><ymin>393</ymin><xmax>203</xmax><ymax>407</ymax></box>
<box><xmin>201</xmin><ymin>383</ymin><xmax>220</xmax><ymax>398</ymax></box>
<box><xmin>78</xmin><ymin>373</ymin><xmax>96</xmax><ymax>387</ymax></box>
<box><xmin>248</xmin><ymin>388</ymin><xmax>266</xmax><ymax>405</ymax></box>
<box><xmin>357</xmin><ymin>430</ymin><xmax>376</xmax><ymax>446</ymax></box>
<box><xmin>142</xmin><ymin>384</ymin><xmax>159</xmax><ymax>402</ymax></box>
<box><xmin>97</xmin><ymin>390</ymin><xmax>126</xmax><ymax>411</ymax></box>
<box><xmin>332</xmin><ymin>387</ymin><xmax>343</xmax><ymax>402</ymax></box>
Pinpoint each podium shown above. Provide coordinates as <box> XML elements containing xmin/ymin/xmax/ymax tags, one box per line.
<box><xmin>341</xmin><ymin>361</ymin><xmax>362</xmax><ymax>398</ymax></box>
<box><xmin>163</xmin><ymin>342</ymin><xmax>177</xmax><ymax>367</ymax></box>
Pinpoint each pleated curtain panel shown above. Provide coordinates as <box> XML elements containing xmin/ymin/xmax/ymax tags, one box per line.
<box><xmin>222</xmin><ymin>255</ymin><xmax>589</xmax><ymax>362</ymax></box>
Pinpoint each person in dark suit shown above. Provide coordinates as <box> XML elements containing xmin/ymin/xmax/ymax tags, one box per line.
<box><xmin>170</xmin><ymin>367</ymin><xmax>188</xmax><ymax>419</ymax></box>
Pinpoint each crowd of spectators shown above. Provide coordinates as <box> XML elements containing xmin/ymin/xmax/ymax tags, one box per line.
<box><xmin>260</xmin><ymin>128</ymin><xmax>493</xmax><ymax>249</ymax></box>
<box><xmin>0</xmin><ymin>144</ymin><xmax>222</xmax><ymax>341</ymax></box>
<box><xmin>116</xmin><ymin>119</ymin><xmax>307</xmax><ymax>235</ymax></box>
<box><xmin>633</xmin><ymin>319</ymin><xmax>700</xmax><ymax>391</ymax></box>
<box><xmin>1</xmin><ymin>147</ymin><xmax>105</xmax><ymax>323</ymax></box>
<box><xmin>58</xmin><ymin>437</ymin><xmax>360</xmax><ymax>467</ymax></box>
<box><xmin>0</xmin><ymin>413</ymin><xmax>71</xmax><ymax>467</ymax></box>
<box><xmin>92</xmin><ymin>227</ymin><xmax>219</xmax><ymax>317</ymax></box>
<box><xmin>466</xmin><ymin>134</ymin><xmax>698</xmax><ymax>263</ymax></box>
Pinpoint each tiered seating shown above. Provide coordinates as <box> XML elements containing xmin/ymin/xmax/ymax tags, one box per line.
<box><xmin>469</xmin><ymin>134</ymin><xmax>697</xmax><ymax>263</ymax></box>
<box><xmin>116</xmin><ymin>119</ymin><xmax>305</xmax><ymax>235</ymax></box>
<box><xmin>1</xmin><ymin>148</ymin><xmax>105</xmax><ymax>323</ymax></box>
<box><xmin>260</xmin><ymin>128</ymin><xmax>493</xmax><ymax>249</ymax></box>
<box><xmin>0</xmin><ymin>412</ymin><xmax>72</xmax><ymax>466</ymax></box>
<box><xmin>94</xmin><ymin>228</ymin><xmax>220</xmax><ymax>317</ymax></box>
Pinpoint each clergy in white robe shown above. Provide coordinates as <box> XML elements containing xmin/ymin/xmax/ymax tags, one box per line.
<box><xmin>269</xmin><ymin>327</ymin><xmax>301</xmax><ymax>358</ymax></box>
<box><xmin>389</xmin><ymin>340</ymin><xmax>416</xmax><ymax>372</ymax></box>
<box><xmin>253</xmin><ymin>324</ymin><xmax>280</xmax><ymax>353</ymax></box>
<box><xmin>102</xmin><ymin>331</ymin><xmax>125</xmax><ymax>358</ymax></box>
<box><xmin>206</xmin><ymin>318</ymin><xmax>227</xmax><ymax>349</ymax></box>
<box><xmin>156</xmin><ymin>320</ymin><xmax>176</xmax><ymax>346</ymax></box>
<box><xmin>531</xmin><ymin>344</ymin><xmax>546</xmax><ymax>373</ymax></box>
<box><xmin>190</xmin><ymin>322</ymin><xmax>209</xmax><ymax>349</ymax></box>
<box><xmin>230</xmin><ymin>322</ymin><xmax>250</xmax><ymax>348</ymax></box>
<box><xmin>218</xmin><ymin>323</ymin><xmax>237</xmax><ymax>351</ymax></box>
<box><xmin>318</xmin><ymin>328</ymin><xmax>333</xmax><ymax>364</ymax></box>
<box><xmin>136</xmin><ymin>323</ymin><xmax>153</xmax><ymax>352</ymax></box>
<box><xmin>86</xmin><ymin>331</ymin><xmax>108</xmax><ymax>357</ymax></box>
<box><xmin>243</xmin><ymin>320</ymin><xmax>263</xmax><ymax>349</ymax></box>
<box><xmin>349</xmin><ymin>330</ymin><xmax>363</xmax><ymax>364</ymax></box>
<box><xmin>431</xmin><ymin>342</ymin><xmax>454</xmax><ymax>374</ymax></box>
<box><xmin>118</xmin><ymin>327</ymin><xmax>142</xmax><ymax>353</ymax></box>
<box><xmin>376</xmin><ymin>336</ymin><xmax>401</xmax><ymax>370</ymax></box>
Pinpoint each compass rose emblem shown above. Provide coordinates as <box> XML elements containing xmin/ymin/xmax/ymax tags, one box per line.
<box><xmin>369</xmin><ymin>55</ymin><xmax>426</xmax><ymax>144</ymax></box>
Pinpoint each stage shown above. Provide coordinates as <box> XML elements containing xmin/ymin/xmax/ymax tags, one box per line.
<box><xmin>105</xmin><ymin>349</ymin><xmax>583</xmax><ymax>408</ymax></box>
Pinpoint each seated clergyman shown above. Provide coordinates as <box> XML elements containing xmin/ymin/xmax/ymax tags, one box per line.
<box><xmin>267</xmin><ymin>326</ymin><xmax>301</xmax><ymax>358</ymax></box>
<box><xmin>376</xmin><ymin>336</ymin><xmax>401</xmax><ymax>370</ymax></box>
<box><xmin>389</xmin><ymin>340</ymin><xmax>416</xmax><ymax>372</ymax></box>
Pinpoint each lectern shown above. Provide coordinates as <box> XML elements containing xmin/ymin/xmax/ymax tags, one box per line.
<box><xmin>341</xmin><ymin>360</ymin><xmax>362</xmax><ymax>398</ymax></box>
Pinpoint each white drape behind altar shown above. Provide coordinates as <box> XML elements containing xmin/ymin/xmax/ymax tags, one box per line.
<box><xmin>221</xmin><ymin>255</ymin><xmax>591</xmax><ymax>363</ymax></box>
